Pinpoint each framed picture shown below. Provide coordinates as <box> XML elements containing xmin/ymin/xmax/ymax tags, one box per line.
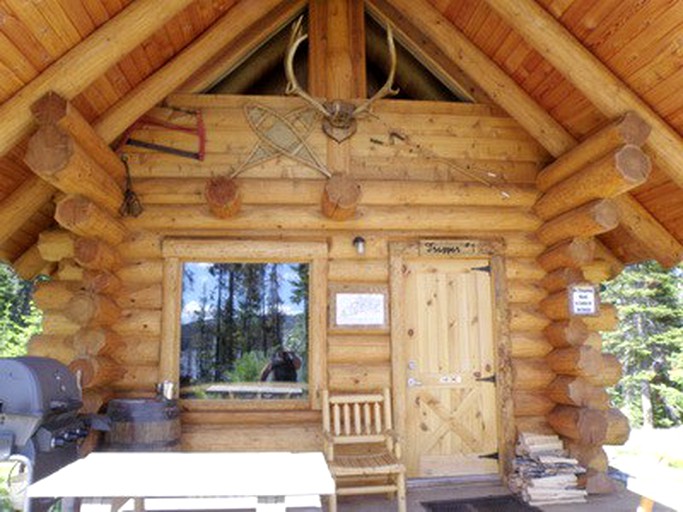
<box><xmin>329</xmin><ymin>284</ymin><xmax>389</xmax><ymax>331</ymax></box>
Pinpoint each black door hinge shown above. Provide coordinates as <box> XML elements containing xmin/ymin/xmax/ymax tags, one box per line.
<box><xmin>472</xmin><ymin>264</ymin><xmax>491</xmax><ymax>274</ymax></box>
<box><xmin>479</xmin><ymin>452</ymin><xmax>499</xmax><ymax>460</ymax></box>
<box><xmin>475</xmin><ymin>374</ymin><xmax>496</xmax><ymax>384</ymax></box>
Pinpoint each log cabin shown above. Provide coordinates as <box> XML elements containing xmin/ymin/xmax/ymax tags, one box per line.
<box><xmin>0</xmin><ymin>0</ymin><xmax>682</xmax><ymax>501</ymax></box>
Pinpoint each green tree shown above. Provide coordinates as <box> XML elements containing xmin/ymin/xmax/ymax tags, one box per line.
<box><xmin>601</xmin><ymin>261</ymin><xmax>683</xmax><ymax>427</ymax></box>
<box><xmin>0</xmin><ymin>263</ymin><xmax>42</xmax><ymax>357</ymax></box>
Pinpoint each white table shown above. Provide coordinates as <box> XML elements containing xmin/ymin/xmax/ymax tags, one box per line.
<box><xmin>27</xmin><ymin>452</ymin><xmax>335</xmax><ymax>511</ymax></box>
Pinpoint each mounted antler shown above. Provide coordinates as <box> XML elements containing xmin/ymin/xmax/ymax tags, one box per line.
<box><xmin>284</xmin><ymin>16</ymin><xmax>399</xmax><ymax>142</ymax></box>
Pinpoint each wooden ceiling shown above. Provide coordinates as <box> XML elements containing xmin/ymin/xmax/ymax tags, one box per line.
<box><xmin>0</xmin><ymin>0</ymin><xmax>681</xmax><ymax>267</ymax></box>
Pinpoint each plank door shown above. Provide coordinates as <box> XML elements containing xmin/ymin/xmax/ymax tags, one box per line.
<box><xmin>402</xmin><ymin>258</ymin><xmax>498</xmax><ymax>478</ymax></box>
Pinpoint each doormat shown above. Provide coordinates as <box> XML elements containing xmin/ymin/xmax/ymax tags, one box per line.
<box><xmin>422</xmin><ymin>495</ymin><xmax>542</xmax><ymax>512</ymax></box>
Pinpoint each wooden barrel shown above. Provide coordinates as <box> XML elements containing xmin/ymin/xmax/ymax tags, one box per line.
<box><xmin>103</xmin><ymin>398</ymin><xmax>181</xmax><ymax>451</ymax></box>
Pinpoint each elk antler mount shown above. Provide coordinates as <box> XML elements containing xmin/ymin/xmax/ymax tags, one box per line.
<box><xmin>285</xmin><ymin>17</ymin><xmax>399</xmax><ymax>143</ymax></box>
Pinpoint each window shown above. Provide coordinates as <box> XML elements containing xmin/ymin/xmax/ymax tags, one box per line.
<box><xmin>161</xmin><ymin>240</ymin><xmax>327</xmax><ymax>410</ymax></box>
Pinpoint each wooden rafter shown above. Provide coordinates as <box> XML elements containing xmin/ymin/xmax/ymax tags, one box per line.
<box><xmin>482</xmin><ymin>0</ymin><xmax>683</xmax><ymax>190</ymax></box>
<box><xmin>0</xmin><ymin>0</ymin><xmax>195</xmax><ymax>159</ymax></box>
<box><xmin>0</xmin><ymin>177</ymin><xmax>55</xmax><ymax>246</ymax></box>
<box><xmin>369</xmin><ymin>0</ymin><xmax>683</xmax><ymax>267</ymax></box>
<box><xmin>95</xmin><ymin>0</ymin><xmax>304</xmax><ymax>144</ymax></box>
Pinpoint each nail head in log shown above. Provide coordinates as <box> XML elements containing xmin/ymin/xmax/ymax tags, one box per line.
<box><xmin>64</xmin><ymin>291</ymin><xmax>121</xmax><ymax>327</ymax></box>
<box><xmin>68</xmin><ymin>356</ymin><xmax>125</xmax><ymax>388</ymax></box>
<box><xmin>74</xmin><ymin>238</ymin><xmax>122</xmax><ymax>271</ymax></box>
<box><xmin>205</xmin><ymin>176</ymin><xmax>241</xmax><ymax>218</ymax></box>
<box><xmin>55</xmin><ymin>195</ymin><xmax>127</xmax><ymax>245</ymax></box>
<box><xmin>536</xmin><ymin>111</ymin><xmax>651</xmax><ymax>192</ymax></box>
<box><xmin>534</xmin><ymin>145</ymin><xmax>651</xmax><ymax>220</ymax></box>
<box><xmin>322</xmin><ymin>173</ymin><xmax>362</xmax><ymax>220</ymax></box>
<box><xmin>536</xmin><ymin>199</ymin><xmax>619</xmax><ymax>247</ymax></box>
<box><xmin>537</xmin><ymin>238</ymin><xmax>595</xmax><ymax>272</ymax></box>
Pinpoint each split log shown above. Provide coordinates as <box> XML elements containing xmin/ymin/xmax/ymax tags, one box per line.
<box><xmin>56</xmin><ymin>259</ymin><xmax>83</xmax><ymax>281</ymax></box>
<box><xmin>31</xmin><ymin>92</ymin><xmax>126</xmax><ymax>186</ymax></box>
<box><xmin>37</xmin><ymin>229</ymin><xmax>75</xmax><ymax>262</ymax></box>
<box><xmin>585</xmin><ymin>354</ymin><xmax>622</xmax><ymax>387</ymax></box>
<box><xmin>541</xmin><ymin>268</ymin><xmax>586</xmax><ymax>294</ymax></box>
<box><xmin>82</xmin><ymin>270</ymin><xmax>123</xmax><ymax>295</ymax></box>
<box><xmin>321</xmin><ymin>173</ymin><xmax>362</xmax><ymax>220</ymax></box>
<box><xmin>536</xmin><ymin>112</ymin><xmax>651</xmax><ymax>191</ymax></box>
<box><xmin>536</xmin><ymin>199</ymin><xmax>619</xmax><ymax>247</ymax></box>
<box><xmin>565</xmin><ymin>441</ymin><xmax>609</xmax><ymax>472</ymax></box>
<box><xmin>24</xmin><ymin>124</ymin><xmax>123</xmax><ymax>213</ymax></box>
<box><xmin>546</xmin><ymin>406</ymin><xmax>628</xmax><ymax>445</ymax></box>
<box><xmin>27</xmin><ymin>335</ymin><xmax>76</xmax><ymax>361</ymax></box>
<box><xmin>55</xmin><ymin>195</ymin><xmax>127</xmax><ymax>245</ymax></box>
<box><xmin>512</xmin><ymin>359</ymin><xmax>555</xmax><ymax>390</ymax></box>
<box><xmin>33</xmin><ymin>280</ymin><xmax>77</xmax><ymax>310</ymax></box>
<box><xmin>511</xmin><ymin>332</ymin><xmax>554</xmax><ymax>358</ymax></box>
<box><xmin>583</xmin><ymin>304</ymin><xmax>618</xmax><ymax>331</ymax></box>
<box><xmin>74</xmin><ymin>238</ymin><xmax>122</xmax><ymax>271</ymax></box>
<box><xmin>71</xmin><ymin>328</ymin><xmax>126</xmax><ymax>360</ymax></box>
<box><xmin>64</xmin><ymin>292</ymin><xmax>121</xmax><ymax>327</ymax></box>
<box><xmin>534</xmin><ymin>145</ymin><xmax>651</xmax><ymax>220</ymax></box>
<box><xmin>544</xmin><ymin>319</ymin><xmax>590</xmax><ymax>348</ymax></box>
<box><xmin>546</xmin><ymin>376</ymin><xmax>610</xmax><ymax>409</ymax></box>
<box><xmin>546</xmin><ymin>347</ymin><xmax>603</xmax><ymax>377</ymax></box>
<box><xmin>537</xmin><ymin>238</ymin><xmax>595</xmax><ymax>272</ymax></box>
<box><xmin>513</xmin><ymin>390</ymin><xmax>556</xmax><ymax>417</ymax></box>
<box><xmin>205</xmin><ymin>176</ymin><xmax>241</xmax><ymax>218</ymax></box>
<box><xmin>68</xmin><ymin>356</ymin><xmax>126</xmax><ymax>388</ymax></box>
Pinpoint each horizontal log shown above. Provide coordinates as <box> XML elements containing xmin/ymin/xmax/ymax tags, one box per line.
<box><xmin>565</xmin><ymin>441</ymin><xmax>609</xmax><ymax>472</ymax></box>
<box><xmin>109</xmin><ymin>364</ymin><xmax>159</xmax><ymax>392</ymax></box>
<box><xmin>322</xmin><ymin>174</ymin><xmax>362</xmax><ymax>221</ymax></box>
<box><xmin>537</xmin><ymin>238</ymin><xmax>595</xmax><ymax>272</ymax></box>
<box><xmin>513</xmin><ymin>390</ymin><xmax>556</xmax><ymax>417</ymax></box>
<box><xmin>536</xmin><ymin>112</ymin><xmax>651</xmax><ymax>191</ymax></box>
<box><xmin>546</xmin><ymin>376</ymin><xmax>610</xmax><ymax>410</ymax></box>
<box><xmin>583</xmin><ymin>304</ymin><xmax>618</xmax><ymax>331</ymax></box>
<box><xmin>116</xmin><ymin>261</ymin><xmax>164</xmax><ymax>284</ymax></box>
<box><xmin>69</xmin><ymin>356</ymin><xmax>126</xmax><ymax>388</ymax></box>
<box><xmin>510</xmin><ymin>332</ymin><xmax>553</xmax><ymax>358</ymax></box>
<box><xmin>119</xmin><ymin>232</ymin><xmax>163</xmax><ymax>260</ymax></box>
<box><xmin>328</xmin><ymin>335</ymin><xmax>391</xmax><ymax>364</ymax></box>
<box><xmin>514</xmin><ymin>416</ymin><xmax>556</xmax><ymax>437</ymax></box>
<box><xmin>111</xmin><ymin>336</ymin><xmax>160</xmax><ymax>365</ymax></box>
<box><xmin>55</xmin><ymin>195</ymin><xmax>127</xmax><ymax>245</ymax></box>
<box><xmin>506</xmin><ymin>259</ymin><xmax>545</xmax><ymax>280</ymax></box>
<box><xmin>0</xmin><ymin>177</ymin><xmax>56</xmax><ymax>246</ymax></box>
<box><xmin>74</xmin><ymin>238</ymin><xmax>122</xmax><ymax>271</ymax></box>
<box><xmin>510</xmin><ymin>306</ymin><xmax>550</xmax><ymax>331</ymax></box>
<box><xmin>71</xmin><ymin>328</ymin><xmax>125</xmax><ymax>359</ymax></box>
<box><xmin>585</xmin><ymin>354</ymin><xmax>622</xmax><ymax>387</ymax></box>
<box><xmin>82</xmin><ymin>270</ymin><xmax>123</xmax><ymax>295</ymax></box>
<box><xmin>205</xmin><ymin>176</ymin><xmax>241</xmax><ymax>219</ymax></box>
<box><xmin>33</xmin><ymin>280</ymin><xmax>77</xmax><ymax>310</ymax></box>
<box><xmin>536</xmin><ymin>199</ymin><xmax>619</xmax><ymax>247</ymax></box>
<box><xmin>56</xmin><ymin>259</ymin><xmax>83</xmax><ymax>281</ymax></box>
<box><xmin>582</xmin><ymin>260</ymin><xmax>615</xmax><ymax>284</ymax></box>
<box><xmin>539</xmin><ymin>289</ymin><xmax>574</xmax><ymax>320</ymax></box>
<box><xmin>136</xmin><ymin>177</ymin><xmax>538</xmax><ymax>207</ymax></box>
<box><xmin>547</xmin><ymin>406</ymin><xmax>629</xmax><ymax>445</ymax></box>
<box><xmin>541</xmin><ymin>268</ymin><xmax>585</xmax><ymax>294</ymax></box>
<box><xmin>546</xmin><ymin>347</ymin><xmax>603</xmax><ymax>377</ymax></box>
<box><xmin>42</xmin><ymin>312</ymin><xmax>80</xmax><ymax>336</ymax></box>
<box><xmin>511</xmin><ymin>359</ymin><xmax>555</xmax><ymax>390</ymax></box>
<box><xmin>126</xmin><ymin>204</ymin><xmax>541</xmax><ymax>233</ymax></box>
<box><xmin>115</xmin><ymin>284</ymin><xmax>163</xmax><ymax>310</ymax></box>
<box><xmin>12</xmin><ymin>245</ymin><xmax>50</xmax><ymax>280</ymax></box>
<box><xmin>180</xmin><ymin>424</ymin><xmax>322</xmax><ymax>452</ymax></box>
<box><xmin>80</xmin><ymin>389</ymin><xmax>114</xmax><ymax>415</ymax></box>
<box><xmin>543</xmin><ymin>319</ymin><xmax>590</xmax><ymax>348</ymax></box>
<box><xmin>24</xmin><ymin>124</ymin><xmax>123</xmax><ymax>213</ymax></box>
<box><xmin>534</xmin><ymin>145</ymin><xmax>651</xmax><ymax>220</ymax></box>
<box><xmin>327</xmin><ymin>363</ymin><xmax>391</xmax><ymax>392</ymax></box>
<box><xmin>584</xmin><ymin>332</ymin><xmax>603</xmax><ymax>352</ymax></box>
<box><xmin>181</xmin><ymin>410</ymin><xmax>321</xmax><ymax>426</ymax></box>
<box><xmin>583</xmin><ymin>469</ymin><xmax>619</xmax><ymax>495</ymax></box>
<box><xmin>64</xmin><ymin>292</ymin><xmax>121</xmax><ymax>327</ymax></box>
<box><xmin>37</xmin><ymin>229</ymin><xmax>75</xmax><ymax>261</ymax></box>
<box><xmin>329</xmin><ymin>259</ymin><xmax>388</xmax><ymax>283</ymax></box>
<box><xmin>27</xmin><ymin>335</ymin><xmax>76</xmax><ymax>361</ymax></box>
<box><xmin>508</xmin><ymin>281</ymin><xmax>547</xmax><ymax>304</ymax></box>
<box><xmin>113</xmin><ymin>310</ymin><xmax>162</xmax><ymax>337</ymax></box>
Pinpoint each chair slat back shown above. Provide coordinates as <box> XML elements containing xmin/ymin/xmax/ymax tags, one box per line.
<box><xmin>322</xmin><ymin>390</ymin><xmax>393</xmax><ymax>448</ymax></box>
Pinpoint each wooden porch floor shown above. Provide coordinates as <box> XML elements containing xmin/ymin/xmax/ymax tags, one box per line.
<box><xmin>329</xmin><ymin>475</ymin><xmax>677</xmax><ymax>512</ymax></box>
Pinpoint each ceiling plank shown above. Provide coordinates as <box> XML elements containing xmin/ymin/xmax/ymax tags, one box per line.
<box><xmin>0</xmin><ymin>0</ymin><xmax>195</xmax><ymax>160</ymax></box>
<box><xmin>94</xmin><ymin>0</ymin><xmax>302</xmax><ymax>144</ymax></box>
<box><xmin>369</xmin><ymin>0</ymin><xmax>683</xmax><ymax>267</ymax></box>
<box><xmin>482</xmin><ymin>0</ymin><xmax>683</xmax><ymax>190</ymax></box>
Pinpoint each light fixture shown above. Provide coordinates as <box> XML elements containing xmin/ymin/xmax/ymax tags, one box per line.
<box><xmin>353</xmin><ymin>236</ymin><xmax>366</xmax><ymax>255</ymax></box>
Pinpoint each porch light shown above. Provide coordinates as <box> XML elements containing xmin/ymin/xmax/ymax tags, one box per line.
<box><xmin>353</xmin><ymin>236</ymin><xmax>366</xmax><ymax>255</ymax></box>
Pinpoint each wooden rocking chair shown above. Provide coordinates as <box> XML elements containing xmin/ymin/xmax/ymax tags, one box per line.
<box><xmin>322</xmin><ymin>389</ymin><xmax>406</xmax><ymax>512</ymax></box>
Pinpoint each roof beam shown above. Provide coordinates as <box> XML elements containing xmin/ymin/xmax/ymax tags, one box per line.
<box><xmin>0</xmin><ymin>0</ymin><xmax>194</xmax><ymax>159</ymax></box>
<box><xmin>0</xmin><ymin>177</ymin><xmax>55</xmax><ymax>246</ymax></box>
<box><xmin>482</xmin><ymin>0</ymin><xmax>683</xmax><ymax>190</ymax></box>
<box><xmin>94</xmin><ymin>0</ymin><xmax>305</xmax><ymax>143</ymax></box>
<box><xmin>369</xmin><ymin>0</ymin><xmax>683</xmax><ymax>267</ymax></box>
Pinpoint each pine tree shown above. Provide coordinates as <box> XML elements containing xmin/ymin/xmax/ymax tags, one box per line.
<box><xmin>0</xmin><ymin>263</ymin><xmax>42</xmax><ymax>357</ymax></box>
<box><xmin>601</xmin><ymin>261</ymin><xmax>683</xmax><ymax>427</ymax></box>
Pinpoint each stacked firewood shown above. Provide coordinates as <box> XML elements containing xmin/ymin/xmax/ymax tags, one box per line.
<box><xmin>510</xmin><ymin>432</ymin><xmax>587</xmax><ymax>507</ymax></box>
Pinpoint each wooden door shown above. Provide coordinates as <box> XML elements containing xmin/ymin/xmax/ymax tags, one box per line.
<box><xmin>402</xmin><ymin>258</ymin><xmax>498</xmax><ymax>478</ymax></box>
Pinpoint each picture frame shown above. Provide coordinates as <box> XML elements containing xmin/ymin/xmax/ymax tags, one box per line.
<box><xmin>329</xmin><ymin>283</ymin><xmax>389</xmax><ymax>331</ymax></box>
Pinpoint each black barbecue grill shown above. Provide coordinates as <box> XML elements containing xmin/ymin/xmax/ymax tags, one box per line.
<box><xmin>0</xmin><ymin>356</ymin><xmax>90</xmax><ymax>511</ymax></box>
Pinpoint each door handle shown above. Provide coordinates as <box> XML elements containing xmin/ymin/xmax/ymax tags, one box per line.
<box><xmin>407</xmin><ymin>377</ymin><xmax>422</xmax><ymax>387</ymax></box>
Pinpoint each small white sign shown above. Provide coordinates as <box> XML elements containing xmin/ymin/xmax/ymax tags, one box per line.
<box><xmin>569</xmin><ymin>284</ymin><xmax>600</xmax><ymax>316</ymax></box>
<box><xmin>335</xmin><ymin>293</ymin><xmax>386</xmax><ymax>326</ymax></box>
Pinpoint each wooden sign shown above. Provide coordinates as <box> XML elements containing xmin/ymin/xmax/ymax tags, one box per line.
<box><xmin>569</xmin><ymin>283</ymin><xmax>600</xmax><ymax>316</ymax></box>
<box><xmin>419</xmin><ymin>239</ymin><xmax>501</xmax><ymax>257</ymax></box>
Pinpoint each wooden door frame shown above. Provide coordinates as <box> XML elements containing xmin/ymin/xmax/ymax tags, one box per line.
<box><xmin>389</xmin><ymin>240</ymin><xmax>515</xmax><ymax>479</ymax></box>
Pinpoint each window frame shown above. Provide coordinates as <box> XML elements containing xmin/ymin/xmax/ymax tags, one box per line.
<box><xmin>161</xmin><ymin>239</ymin><xmax>328</xmax><ymax>410</ymax></box>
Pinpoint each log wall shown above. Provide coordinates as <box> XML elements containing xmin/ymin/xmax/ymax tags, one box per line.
<box><xmin>28</xmin><ymin>95</ymin><xmax>624</xmax><ymax>465</ymax></box>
